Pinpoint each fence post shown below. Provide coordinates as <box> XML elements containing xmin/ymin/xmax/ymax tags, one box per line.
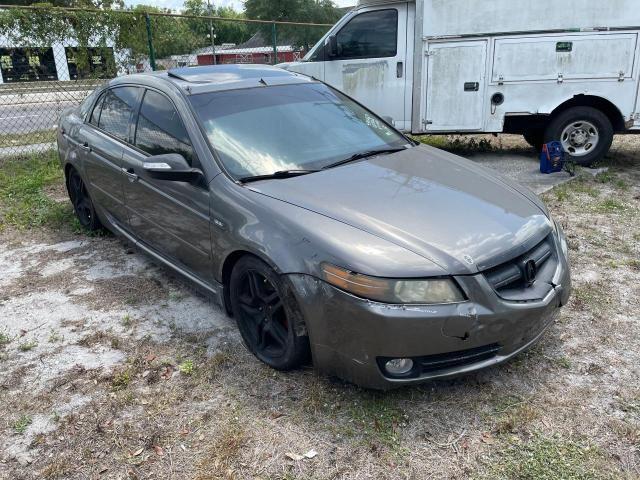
<box><xmin>145</xmin><ymin>13</ymin><xmax>156</xmax><ymax>71</ymax></box>
<box><xmin>272</xmin><ymin>22</ymin><xmax>278</xmax><ymax>65</ymax></box>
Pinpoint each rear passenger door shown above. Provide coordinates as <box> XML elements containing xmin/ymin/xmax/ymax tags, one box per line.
<box><xmin>121</xmin><ymin>88</ymin><xmax>213</xmax><ymax>283</ymax></box>
<box><xmin>79</xmin><ymin>86</ymin><xmax>141</xmax><ymax>224</ymax></box>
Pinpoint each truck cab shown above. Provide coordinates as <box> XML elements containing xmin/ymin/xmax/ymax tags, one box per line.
<box><xmin>282</xmin><ymin>0</ymin><xmax>640</xmax><ymax>165</ymax></box>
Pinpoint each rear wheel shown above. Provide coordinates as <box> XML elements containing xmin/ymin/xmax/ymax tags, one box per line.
<box><xmin>543</xmin><ymin>107</ymin><xmax>613</xmax><ymax>167</ymax></box>
<box><xmin>67</xmin><ymin>168</ymin><xmax>103</xmax><ymax>231</ymax></box>
<box><xmin>229</xmin><ymin>256</ymin><xmax>310</xmax><ymax>371</ymax></box>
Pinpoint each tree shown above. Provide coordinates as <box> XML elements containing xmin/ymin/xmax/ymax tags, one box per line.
<box><xmin>183</xmin><ymin>0</ymin><xmax>250</xmax><ymax>47</ymax></box>
<box><xmin>244</xmin><ymin>0</ymin><xmax>341</xmax><ymax>50</ymax></box>
<box><xmin>1</xmin><ymin>0</ymin><xmax>124</xmax><ymax>7</ymax></box>
<box><xmin>244</xmin><ymin>0</ymin><xmax>342</xmax><ymax>24</ymax></box>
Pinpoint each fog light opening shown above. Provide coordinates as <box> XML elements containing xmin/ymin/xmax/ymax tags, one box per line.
<box><xmin>385</xmin><ymin>358</ymin><xmax>414</xmax><ymax>376</ymax></box>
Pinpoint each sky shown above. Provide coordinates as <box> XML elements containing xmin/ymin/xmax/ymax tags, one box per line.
<box><xmin>125</xmin><ymin>0</ymin><xmax>355</xmax><ymax>12</ymax></box>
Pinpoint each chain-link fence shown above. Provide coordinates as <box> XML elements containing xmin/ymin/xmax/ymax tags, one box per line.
<box><xmin>0</xmin><ymin>5</ymin><xmax>332</xmax><ymax>158</ymax></box>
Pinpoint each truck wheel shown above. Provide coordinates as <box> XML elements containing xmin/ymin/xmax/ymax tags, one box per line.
<box><xmin>544</xmin><ymin>107</ymin><xmax>613</xmax><ymax>167</ymax></box>
<box><xmin>523</xmin><ymin>130</ymin><xmax>544</xmax><ymax>152</ymax></box>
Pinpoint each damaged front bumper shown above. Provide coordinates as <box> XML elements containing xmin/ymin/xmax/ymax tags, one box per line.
<box><xmin>286</xmin><ymin>255</ymin><xmax>571</xmax><ymax>390</ymax></box>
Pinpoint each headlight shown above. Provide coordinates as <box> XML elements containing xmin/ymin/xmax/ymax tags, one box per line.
<box><xmin>321</xmin><ymin>263</ymin><xmax>465</xmax><ymax>304</ymax></box>
<box><xmin>554</xmin><ymin>220</ymin><xmax>569</xmax><ymax>258</ymax></box>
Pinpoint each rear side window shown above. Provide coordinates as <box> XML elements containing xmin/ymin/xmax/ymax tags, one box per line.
<box><xmin>335</xmin><ymin>9</ymin><xmax>398</xmax><ymax>60</ymax></box>
<box><xmin>134</xmin><ymin>89</ymin><xmax>196</xmax><ymax>166</ymax></box>
<box><xmin>97</xmin><ymin>86</ymin><xmax>140</xmax><ymax>142</ymax></box>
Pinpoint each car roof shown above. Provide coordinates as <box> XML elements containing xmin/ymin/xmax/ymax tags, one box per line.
<box><xmin>109</xmin><ymin>64</ymin><xmax>315</xmax><ymax>95</ymax></box>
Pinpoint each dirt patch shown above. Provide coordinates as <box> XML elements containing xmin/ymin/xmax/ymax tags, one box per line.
<box><xmin>0</xmin><ymin>136</ymin><xmax>639</xmax><ymax>479</ymax></box>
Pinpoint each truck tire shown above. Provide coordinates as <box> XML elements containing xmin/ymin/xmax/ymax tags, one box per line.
<box><xmin>543</xmin><ymin>107</ymin><xmax>613</xmax><ymax>167</ymax></box>
<box><xmin>523</xmin><ymin>130</ymin><xmax>544</xmax><ymax>152</ymax></box>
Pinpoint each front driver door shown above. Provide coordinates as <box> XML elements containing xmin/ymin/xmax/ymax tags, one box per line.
<box><xmin>322</xmin><ymin>5</ymin><xmax>408</xmax><ymax>128</ymax></box>
<box><xmin>120</xmin><ymin>88</ymin><xmax>213</xmax><ymax>283</ymax></box>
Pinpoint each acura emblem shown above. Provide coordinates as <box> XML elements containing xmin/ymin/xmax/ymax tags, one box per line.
<box><xmin>523</xmin><ymin>259</ymin><xmax>537</xmax><ymax>285</ymax></box>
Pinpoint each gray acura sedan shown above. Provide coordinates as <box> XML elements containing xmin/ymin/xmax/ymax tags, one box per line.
<box><xmin>57</xmin><ymin>65</ymin><xmax>571</xmax><ymax>389</ymax></box>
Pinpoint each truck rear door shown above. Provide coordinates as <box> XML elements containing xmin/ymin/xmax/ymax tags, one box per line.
<box><xmin>424</xmin><ymin>41</ymin><xmax>488</xmax><ymax>132</ymax></box>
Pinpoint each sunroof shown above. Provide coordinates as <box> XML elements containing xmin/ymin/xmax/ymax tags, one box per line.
<box><xmin>167</xmin><ymin>65</ymin><xmax>294</xmax><ymax>84</ymax></box>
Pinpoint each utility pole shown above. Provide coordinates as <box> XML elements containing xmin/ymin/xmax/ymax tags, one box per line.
<box><xmin>207</xmin><ymin>0</ymin><xmax>216</xmax><ymax>65</ymax></box>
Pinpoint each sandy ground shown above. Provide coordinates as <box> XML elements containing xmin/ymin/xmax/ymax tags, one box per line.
<box><xmin>0</xmin><ymin>135</ymin><xmax>638</xmax><ymax>479</ymax></box>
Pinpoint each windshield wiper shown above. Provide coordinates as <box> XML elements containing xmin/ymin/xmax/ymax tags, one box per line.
<box><xmin>238</xmin><ymin>169</ymin><xmax>320</xmax><ymax>184</ymax></box>
<box><xmin>322</xmin><ymin>147</ymin><xmax>407</xmax><ymax>170</ymax></box>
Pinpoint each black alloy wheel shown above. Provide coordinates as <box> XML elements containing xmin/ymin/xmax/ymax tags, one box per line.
<box><xmin>67</xmin><ymin>168</ymin><xmax>102</xmax><ymax>231</ymax></box>
<box><xmin>229</xmin><ymin>256</ymin><xmax>310</xmax><ymax>370</ymax></box>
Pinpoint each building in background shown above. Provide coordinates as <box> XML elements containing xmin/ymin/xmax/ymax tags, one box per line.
<box><xmin>196</xmin><ymin>31</ymin><xmax>304</xmax><ymax>65</ymax></box>
<box><xmin>0</xmin><ymin>39</ymin><xmax>120</xmax><ymax>84</ymax></box>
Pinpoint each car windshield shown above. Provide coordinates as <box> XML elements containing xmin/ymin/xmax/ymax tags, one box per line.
<box><xmin>189</xmin><ymin>83</ymin><xmax>410</xmax><ymax>178</ymax></box>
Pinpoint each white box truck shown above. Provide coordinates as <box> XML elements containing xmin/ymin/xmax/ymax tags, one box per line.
<box><xmin>280</xmin><ymin>0</ymin><xmax>640</xmax><ymax>165</ymax></box>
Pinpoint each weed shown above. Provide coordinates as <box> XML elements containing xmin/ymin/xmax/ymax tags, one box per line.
<box><xmin>0</xmin><ymin>330</ymin><xmax>11</xmax><ymax>346</ymax></box>
<box><xmin>13</xmin><ymin>415</ymin><xmax>32</xmax><ymax>434</ymax></box>
<box><xmin>179</xmin><ymin>359</ymin><xmax>195</xmax><ymax>375</ymax></box>
<box><xmin>48</xmin><ymin>330</ymin><xmax>62</xmax><ymax>343</ymax></box>
<box><xmin>121</xmin><ymin>314</ymin><xmax>132</xmax><ymax>327</ymax></box>
<box><xmin>554</xmin><ymin>356</ymin><xmax>572</xmax><ymax>369</ymax></box>
<box><xmin>111</xmin><ymin>369</ymin><xmax>132</xmax><ymax>391</ymax></box>
<box><xmin>19</xmin><ymin>340</ymin><xmax>38</xmax><ymax>352</ymax></box>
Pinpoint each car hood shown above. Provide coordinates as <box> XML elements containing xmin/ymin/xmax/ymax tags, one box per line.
<box><xmin>247</xmin><ymin>145</ymin><xmax>553</xmax><ymax>275</ymax></box>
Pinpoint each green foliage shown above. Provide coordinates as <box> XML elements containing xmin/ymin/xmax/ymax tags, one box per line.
<box><xmin>179</xmin><ymin>359</ymin><xmax>195</xmax><ymax>375</ymax></box>
<box><xmin>13</xmin><ymin>415</ymin><xmax>32</xmax><ymax>434</ymax></box>
<box><xmin>481</xmin><ymin>434</ymin><xmax>610</xmax><ymax>480</ymax></box>
<box><xmin>244</xmin><ymin>0</ymin><xmax>340</xmax><ymax>50</ymax></box>
<box><xmin>183</xmin><ymin>0</ymin><xmax>251</xmax><ymax>47</ymax></box>
<box><xmin>0</xmin><ymin>151</ymin><xmax>73</xmax><ymax>230</ymax></box>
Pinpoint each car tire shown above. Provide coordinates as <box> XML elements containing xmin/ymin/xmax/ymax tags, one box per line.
<box><xmin>67</xmin><ymin>168</ymin><xmax>103</xmax><ymax>231</ymax></box>
<box><xmin>523</xmin><ymin>129</ymin><xmax>544</xmax><ymax>152</ymax></box>
<box><xmin>543</xmin><ymin>107</ymin><xmax>614</xmax><ymax>167</ymax></box>
<box><xmin>229</xmin><ymin>256</ymin><xmax>310</xmax><ymax>371</ymax></box>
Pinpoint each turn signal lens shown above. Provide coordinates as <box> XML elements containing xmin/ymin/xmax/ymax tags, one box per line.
<box><xmin>321</xmin><ymin>263</ymin><xmax>465</xmax><ymax>304</ymax></box>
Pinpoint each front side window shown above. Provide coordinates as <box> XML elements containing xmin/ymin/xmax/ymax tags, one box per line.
<box><xmin>89</xmin><ymin>91</ymin><xmax>105</xmax><ymax>126</ymax></box>
<box><xmin>97</xmin><ymin>87</ymin><xmax>140</xmax><ymax>142</ymax></box>
<box><xmin>190</xmin><ymin>83</ymin><xmax>408</xmax><ymax>178</ymax></box>
<box><xmin>134</xmin><ymin>90</ymin><xmax>196</xmax><ymax>166</ymax></box>
<box><xmin>80</xmin><ymin>88</ymin><xmax>100</xmax><ymax>120</ymax></box>
<box><xmin>334</xmin><ymin>9</ymin><xmax>398</xmax><ymax>60</ymax></box>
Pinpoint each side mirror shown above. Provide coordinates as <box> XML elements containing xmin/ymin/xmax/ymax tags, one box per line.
<box><xmin>327</xmin><ymin>35</ymin><xmax>338</xmax><ymax>58</ymax></box>
<box><xmin>143</xmin><ymin>153</ymin><xmax>203</xmax><ymax>184</ymax></box>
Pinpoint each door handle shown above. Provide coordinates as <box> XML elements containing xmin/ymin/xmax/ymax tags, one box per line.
<box><xmin>122</xmin><ymin>167</ymin><xmax>139</xmax><ymax>182</ymax></box>
<box><xmin>396</xmin><ymin>61</ymin><xmax>403</xmax><ymax>78</ymax></box>
<box><xmin>464</xmin><ymin>82</ymin><xmax>480</xmax><ymax>92</ymax></box>
<box><xmin>79</xmin><ymin>141</ymin><xmax>91</xmax><ymax>152</ymax></box>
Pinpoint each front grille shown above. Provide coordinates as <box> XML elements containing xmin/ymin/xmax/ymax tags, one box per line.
<box><xmin>417</xmin><ymin>343</ymin><xmax>501</xmax><ymax>373</ymax></box>
<box><xmin>483</xmin><ymin>235</ymin><xmax>557</xmax><ymax>299</ymax></box>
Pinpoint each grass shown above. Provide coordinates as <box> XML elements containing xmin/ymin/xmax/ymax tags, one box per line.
<box><xmin>111</xmin><ymin>368</ymin><xmax>132</xmax><ymax>391</ymax></box>
<box><xmin>0</xmin><ymin>151</ymin><xmax>73</xmax><ymax>230</ymax></box>
<box><xmin>413</xmin><ymin>134</ymin><xmax>496</xmax><ymax>153</ymax></box>
<box><xmin>0</xmin><ymin>130</ymin><xmax>56</xmax><ymax>149</ymax></box>
<box><xmin>13</xmin><ymin>415</ymin><xmax>32</xmax><ymax>434</ymax></box>
<box><xmin>0</xmin><ymin>330</ymin><xmax>11</xmax><ymax>347</ymax></box>
<box><xmin>18</xmin><ymin>340</ymin><xmax>38</xmax><ymax>352</ymax></box>
<box><xmin>481</xmin><ymin>434</ymin><xmax>609</xmax><ymax>480</ymax></box>
<box><xmin>178</xmin><ymin>359</ymin><xmax>195</xmax><ymax>375</ymax></box>
<box><xmin>344</xmin><ymin>394</ymin><xmax>407</xmax><ymax>450</ymax></box>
